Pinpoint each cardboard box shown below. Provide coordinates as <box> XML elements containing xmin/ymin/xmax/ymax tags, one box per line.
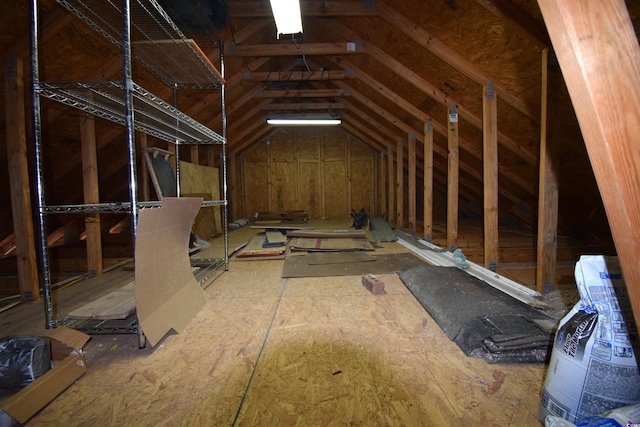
<box><xmin>0</xmin><ymin>327</ymin><xmax>90</xmax><ymax>425</ymax></box>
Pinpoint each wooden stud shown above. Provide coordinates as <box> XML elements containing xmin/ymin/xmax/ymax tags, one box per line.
<box><xmin>229</xmin><ymin>153</ymin><xmax>237</xmax><ymax>221</ymax></box>
<box><xmin>408</xmin><ymin>132</ymin><xmax>416</xmax><ymax>234</ymax></box>
<box><xmin>137</xmin><ymin>132</ymin><xmax>150</xmax><ymax>202</ymax></box>
<box><xmin>380</xmin><ymin>150</ymin><xmax>386</xmax><ymax>219</ymax></box>
<box><xmin>396</xmin><ymin>139</ymin><xmax>404</xmax><ymax>231</ymax></box>
<box><xmin>537</xmin><ymin>0</ymin><xmax>640</xmax><ymax>328</ymax></box>
<box><xmin>447</xmin><ymin>106</ymin><xmax>459</xmax><ymax>251</ymax></box>
<box><xmin>387</xmin><ymin>146</ymin><xmax>395</xmax><ymax>225</ymax></box>
<box><xmin>5</xmin><ymin>55</ymin><xmax>39</xmax><ymax>302</ymax></box>
<box><xmin>483</xmin><ymin>83</ymin><xmax>499</xmax><ymax>272</ymax></box>
<box><xmin>423</xmin><ymin>121</ymin><xmax>433</xmax><ymax>242</ymax></box>
<box><xmin>536</xmin><ymin>48</ymin><xmax>559</xmax><ymax>294</ymax></box>
<box><xmin>80</xmin><ymin>115</ymin><xmax>103</xmax><ymax>276</ymax></box>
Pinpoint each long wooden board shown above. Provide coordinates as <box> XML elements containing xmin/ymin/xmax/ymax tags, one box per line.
<box><xmin>67</xmin><ymin>282</ymin><xmax>135</xmax><ymax>320</ymax></box>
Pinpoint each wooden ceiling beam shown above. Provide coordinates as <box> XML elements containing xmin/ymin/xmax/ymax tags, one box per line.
<box><xmin>322</xmin><ymin>19</ymin><xmax>539</xmax><ymax>166</ymax></box>
<box><xmin>474</xmin><ymin>0</ymin><xmax>550</xmax><ymax>48</ymax></box>
<box><xmin>255</xmin><ymin>88</ymin><xmax>347</xmax><ymax>98</ymax></box>
<box><xmin>242</xmin><ymin>69</ymin><xmax>353</xmax><ymax>81</ymax></box>
<box><xmin>227</xmin><ymin>42</ymin><xmax>364</xmax><ymax>56</ymax></box>
<box><xmin>262</xmin><ymin>102</ymin><xmax>345</xmax><ymax>110</ymax></box>
<box><xmin>376</xmin><ymin>3</ymin><xmax>538</xmax><ymax>122</ymax></box>
<box><xmin>538</xmin><ymin>0</ymin><xmax>640</xmax><ymax>329</ymax></box>
<box><xmin>228</xmin><ymin>1</ymin><xmax>377</xmax><ymax>17</ymax></box>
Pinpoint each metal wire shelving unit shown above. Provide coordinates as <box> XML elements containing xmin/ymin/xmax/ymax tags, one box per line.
<box><xmin>30</xmin><ymin>0</ymin><xmax>229</xmax><ymax>339</ymax></box>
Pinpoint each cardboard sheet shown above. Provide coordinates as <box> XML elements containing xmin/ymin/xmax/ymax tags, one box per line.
<box><xmin>135</xmin><ymin>198</ymin><xmax>207</xmax><ymax>347</ymax></box>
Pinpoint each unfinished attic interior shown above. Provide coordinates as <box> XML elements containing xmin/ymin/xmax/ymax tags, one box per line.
<box><xmin>1</xmin><ymin>0</ymin><xmax>640</xmax><ymax>424</ymax></box>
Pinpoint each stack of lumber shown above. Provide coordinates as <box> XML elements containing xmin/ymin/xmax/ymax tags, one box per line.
<box><xmin>254</xmin><ymin>210</ymin><xmax>307</xmax><ymax>224</ymax></box>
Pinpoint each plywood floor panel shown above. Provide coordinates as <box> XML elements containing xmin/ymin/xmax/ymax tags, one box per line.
<box><xmin>1</xmin><ymin>218</ymin><xmax>556</xmax><ymax>426</ymax></box>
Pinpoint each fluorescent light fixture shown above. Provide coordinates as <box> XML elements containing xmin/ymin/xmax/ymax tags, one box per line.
<box><xmin>269</xmin><ymin>0</ymin><xmax>303</xmax><ymax>36</ymax></box>
<box><xmin>267</xmin><ymin>117</ymin><xmax>342</xmax><ymax>126</ymax></box>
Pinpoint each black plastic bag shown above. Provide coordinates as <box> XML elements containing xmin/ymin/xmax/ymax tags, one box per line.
<box><xmin>0</xmin><ymin>336</ymin><xmax>52</xmax><ymax>389</ymax></box>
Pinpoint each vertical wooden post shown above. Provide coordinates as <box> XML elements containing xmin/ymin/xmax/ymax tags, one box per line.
<box><xmin>190</xmin><ymin>145</ymin><xmax>199</xmax><ymax>165</ymax></box>
<box><xmin>387</xmin><ymin>145</ymin><xmax>395</xmax><ymax>225</ymax></box>
<box><xmin>80</xmin><ymin>115</ymin><xmax>103</xmax><ymax>276</ymax></box>
<box><xmin>346</xmin><ymin>135</ymin><xmax>353</xmax><ymax>215</ymax></box>
<box><xmin>423</xmin><ymin>120</ymin><xmax>433</xmax><ymax>242</ymax></box>
<box><xmin>373</xmin><ymin>151</ymin><xmax>379</xmax><ymax>215</ymax></box>
<box><xmin>137</xmin><ymin>132</ymin><xmax>150</xmax><ymax>202</ymax></box>
<box><xmin>396</xmin><ymin>139</ymin><xmax>404</xmax><ymax>231</ymax></box>
<box><xmin>266</xmin><ymin>137</ymin><xmax>273</xmax><ymax>211</ymax></box>
<box><xmin>408</xmin><ymin>132</ymin><xmax>416</xmax><ymax>234</ymax></box>
<box><xmin>535</xmin><ymin>48</ymin><xmax>559</xmax><ymax>293</ymax></box>
<box><xmin>206</xmin><ymin>147</ymin><xmax>216</xmax><ymax>167</ymax></box>
<box><xmin>229</xmin><ymin>153</ymin><xmax>237</xmax><ymax>221</ymax></box>
<box><xmin>537</xmin><ymin>0</ymin><xmax>640</xmax><ymax>329</ymax></box>
<box><xmin>5</xmin><ymin>55</ymin><xmax>40</xmax><ymax>302</ymax></box>
<box><xmin>379</xmin><ymin>150</ymin><xmax>386</xmax><ymax>218</ymax></box>
<box><xmin>447</xmin><ymin>106</ymin><xmax>459</xmax><ymax>251</ymax></box>
<box><xmin>483</xmin><ymin>83</ymin><xmax>499</xmax><ymax>271</ymax></box>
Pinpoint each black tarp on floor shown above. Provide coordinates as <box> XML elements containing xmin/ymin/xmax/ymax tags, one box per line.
<box><xmin>399</xmin><ymin>264</ymin><xmax>556</xmax><ymax>363</ymax></box>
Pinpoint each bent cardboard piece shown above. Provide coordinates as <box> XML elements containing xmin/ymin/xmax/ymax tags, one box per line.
<box><xmin>135</xmin><ymin>197</ymin><xmax>207</xmax><ymax>347</ymax></box>
<box><xmin>0</xmin><ymin>327</ymin><xmax>90</xmax><ymax>424</ymax></box>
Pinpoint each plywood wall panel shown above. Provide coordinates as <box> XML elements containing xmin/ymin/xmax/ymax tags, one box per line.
<box><xmin>297</xmin><ymin>129</ymin><xmax>321</xmax><ymax>161</ymax></box>
<box><xmin>299</xmin><ymin>162</ymin><xmax>321</xmax><ymax>219</ymax></box>
<box><xmin>243</xmin><ymin>142</ymin><xmax>270</xmax><ymax>217</ymax></box>
<box><xmin>271</xmin><ymin>161</ymin><xmax>298</xmax><ymax>211</ymax></box>
<box><xmin>350</xmin><ymin>159</ymin><xmax>374</xmax><ymax>214</ymax></box>
<box><xmin>271</xmin><ymin>130</ymin><xmax>296</xmax><ymax>162</ymax></box>
<box><xmin>323</xmin><ymin>129</ymin><xmax>347</xmax><ymax>161</ymax></box>
<box><xmin>323</xmin><ymin>161</ymin><xmax>348</xmax><ymax>219</ymax></box>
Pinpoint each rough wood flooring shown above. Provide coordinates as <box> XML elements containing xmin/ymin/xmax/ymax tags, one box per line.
<box><xmin>1</xmin><ymin>219</ymin><xmax>551</xmax><ymax>426</ymax></box>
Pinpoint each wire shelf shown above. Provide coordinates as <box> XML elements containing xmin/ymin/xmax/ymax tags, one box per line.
<box><xmin>42</xmin><ymin>199</ymin><xmax>226</xmax><ymax>214</ymax></box>
<box><xmin>56</xmin><ymin>0</ymin><xmax>224</xmax><ymax>88</ymax></box>
<box><xmin>39</xmin><ymin>81</ymin><xmax>225</xmax><ymax>144</ymax></box>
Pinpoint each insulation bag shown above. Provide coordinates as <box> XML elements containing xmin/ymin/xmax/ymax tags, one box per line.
<box><xmin>0</xmin><ymin>336</ymin><xmax>51</xmax><ymax>390</ymax></box>
<box><xmin>539</xmin><ymin>255</ymin><xmax>640</xmax><ymax>423</ymax></box>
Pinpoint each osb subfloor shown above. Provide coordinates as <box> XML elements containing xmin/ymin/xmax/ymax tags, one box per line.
<box><xmin>2</xmin><ymin>219</ymin><xmax>552</xmax><ymax>426</ymax></box>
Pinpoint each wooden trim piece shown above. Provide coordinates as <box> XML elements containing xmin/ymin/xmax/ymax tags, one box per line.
<box><xmin>5</xmin><ymin>56</ymin><xmax>39</xmax><ymax>302</ymax></box>
<box><xmin>483</xmin><ymin>84</ymin><xmax>499</xmax><ymax>272</ymax></box>
<box><xmin>537</xmin><ymin>0</ymin><xmax>640</xmax><ymax>327</ymax></box>
<box><xmin>447</xmin><ymin>106</ymin><xmax>459</xmax><ymax>251</ymax></box>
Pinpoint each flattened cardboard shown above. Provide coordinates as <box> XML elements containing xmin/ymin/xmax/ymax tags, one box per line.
<box><xmin>135</xmin><ymin>197</ymin><xmax>207</xmax><ymax>347</ymax></box>
<box><xmin>0</xmin><ymin>327</ymin><xmax>89</xmax><ymax>424</ymax></box>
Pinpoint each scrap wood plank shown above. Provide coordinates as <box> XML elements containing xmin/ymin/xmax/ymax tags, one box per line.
<box><xmin>286</xmin><ymin>229</ymin><xmax>366</xmax><ymax>238</ymax></box>
<box><xmin>289</xmin><ymin>237</ymin><xmax>375</xmax><ymax>252</ymax></box>
<box><xmin>235</xmin><ymin>234</ymin><xmax>286</xmax><ymax>258</ymax></box>
<box><xmin>67</xmin><ymin>281</ymin><xmax>136</xmax><ymax>320</ymax></box>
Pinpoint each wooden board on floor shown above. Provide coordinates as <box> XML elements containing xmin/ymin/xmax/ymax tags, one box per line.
<box><xmin>282</xmin><ymin>253</ymin><xmax>426</xmax><ymax>277</ymax></box>
<box><xmin>289</xmin><ymin>237</ymin><xmax>375</xmax><ymax>252</ymax></box>
<box><xmin>67</xmin><ymin>282</ymin><xmax>135</xmax><ymax>320</ymax></box>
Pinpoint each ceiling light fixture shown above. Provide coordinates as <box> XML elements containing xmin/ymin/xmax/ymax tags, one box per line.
<box><xmin>267</xmin><ymin>118</ymin><xmax>342</xmax><ymax>126</ymax></box>
<box><xmin>267</xmin><ymin>113</ymin><xmax>342</xmax><ymax>126</ymax></box>
<box><xmin>269</xmin><ymin>0</ymin><xmax>303</xmax><ymax>37</ymax></box>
